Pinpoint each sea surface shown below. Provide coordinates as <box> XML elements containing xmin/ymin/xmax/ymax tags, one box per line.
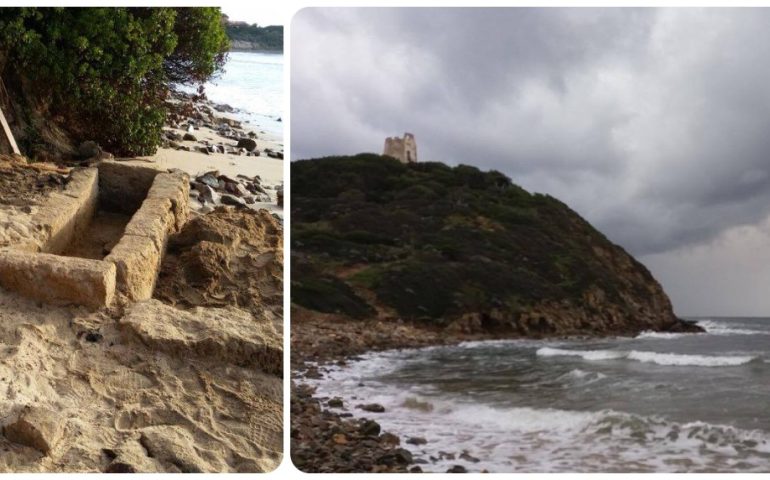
<box><xmin>182</xmin><ymin>51</ymin><xmax>283</xmax><ymax>138</ymax></box>
<box><xmin>307</xmin><ymin>318</ymin><xmax>770</xmax><ymax>472</ymax></box>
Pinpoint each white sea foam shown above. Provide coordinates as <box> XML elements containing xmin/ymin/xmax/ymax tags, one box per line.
<box><xmin>309</xmin><ymin>363</ymin><xmax>770</xmax><ymax>472</ymax></box>
<box><xmin>305</xmin><ymin>334</ymin><xmax>770</xmax><ymax>472</ymax></box>
<box><xmin>636</xmin><ymin>330</ymin><xmax>690</xmax><ymax>339</ymax></box>
<box><xmin>537</xmin><ymin>347</ymin><xmax>625</xmax><ymax>361</ymax></box>
<box><xmin>697</xmin><ymin>320</ymin><xmax>767</xmax><ymax>336</ymax></box>
<box><xmin>536</xmin><ymin>347</ymin><xmax>756</xmax><ymax>367</ymax></box>
<box><xmin>557</xmin><ymin>368</ymin><xmax>607</xmax><ymax>384</ymax></box>
<box><xmin>627</xmin><ymin>350</ymin><xmax>755</xmax><ymax>366</ymax></box>
<box><xmin>457</xmin><ymin>339</ymin><xmax>548</xmax><ymax>349</ymax></box>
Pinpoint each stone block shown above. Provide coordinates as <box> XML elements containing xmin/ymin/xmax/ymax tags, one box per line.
<box><xmin>123</xmin><ymin>197</ymin><xmax>175</xmax><ymax>253</ymax></box>
<box><xmin>105</xmin><ymin>234</ymin><xmax>161</xmax><ymax>302</ymax></box>
<box><xmin>146</xmin><ymin>171</ymin><xmax>190</xmax><ymax>232</ymax></box>
<box><xmin>0</xmin><ymin>249</ymin><xmax>115</xmax><ymax>309</ymax></box>
<box><xmin>121</xmin><ymin>300</ymin><xmax>282</xmax><ymax>375</ymax></box>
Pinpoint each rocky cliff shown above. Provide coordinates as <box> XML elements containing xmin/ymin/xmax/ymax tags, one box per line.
<box><xmin>291</xmin><ymin>154</ymin><xmax>701</xmax><ymax>337</ymax></box>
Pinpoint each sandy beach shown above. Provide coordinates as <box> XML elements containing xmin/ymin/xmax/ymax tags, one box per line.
<box><xmin>140</xmin><ymin>127</ymin><xmax>282</xmax><ymax>184</ymax></box>
<box><xmin>118</xmin><ymin>101</ymin><xmax>285</xmax><ymax>217</ymax></box>
<box><xmin>0</xmin><ymin>157</ymin><xmax>283</xmax><ymax>472</ymax></box>
<box><xmin>0</xmin><ymin>9</ymin><xmax>284</xmax><ymax>472</ymax></box>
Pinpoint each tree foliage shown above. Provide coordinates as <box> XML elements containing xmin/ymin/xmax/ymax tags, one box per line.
<box><xmin>225</xmin><ymin>22</ymin><xmax>282</xmax><ymax>51</ymax></box>
<box><xmin>165</xmin><ymin>8</ymin><xmax>229</xmax><ymax>84</ymax></box>
<box><xmin>0</xmin><ymin>7</ymin><xmax>229</xmax><ymax>156</ymax></box>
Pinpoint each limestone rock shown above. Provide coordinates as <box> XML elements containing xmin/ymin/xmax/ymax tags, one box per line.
<box><xmin>120</xmin><ymin>300</ymin><xmax>281</xmax><ymax>375</ymax></box>
<box><xmin>3</xmin><ymin>406</ymin><xmax>63</xmax><ymax>454</ymax></box>
<box><xmin>139</xmin><ymin>426</ymin><xmax>220</xmax><ymax>473</ymax></box>
<box><xmin>32</xmin><ymin>167</ymin><xmax>98</xmax><ymax>254</ymax></box>
<box><xmin>123</xmin><ymin>198</ymin><xmax>175</xmax><ymax>252</ymax></box>
<box><xmin>104</xmin><ymin>440</ymin><xmax>163</xmax><ymax>473</ymax></box>
<box><xmin>105</xmin><ymin>234</ymin><xmax>162</xmax><ymax>302</ymax></box>
<box><xmin>0</xmin><ymin>249</ymin><xmax>115</xmax><ymax>309</ymax></box>
<box><xmin>145</xmin><ymin>171</ymin><xmax>190</xmax><ymax>232</ymax></box>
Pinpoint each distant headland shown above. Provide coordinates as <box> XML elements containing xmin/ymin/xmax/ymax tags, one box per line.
<box><xmin>223</xmin><ymin>15</ymin><xmax>283</xmax><ymax>52</ymax></box>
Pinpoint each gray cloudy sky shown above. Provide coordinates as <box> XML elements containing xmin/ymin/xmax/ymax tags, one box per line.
<box><xmin>291</xmin><ymin>8</ymin><xmax>770</xmax><ymax>317</ymax></box>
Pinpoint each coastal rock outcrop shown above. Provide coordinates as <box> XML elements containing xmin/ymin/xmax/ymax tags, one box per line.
<box><xmin>291</xmin><ymin>154</ymin><xmax>701</xmax><ymax>337</ymax></box>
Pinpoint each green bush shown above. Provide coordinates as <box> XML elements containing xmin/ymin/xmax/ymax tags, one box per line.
<box><xmin>166</xmin><ymin>7</ymin><xmax>228</xmax><ymax>84</ymax></box>
<box><xmin>0</xmin><ymin>7</ymin><xmax>229</xmax><ymax>156</ymax></box>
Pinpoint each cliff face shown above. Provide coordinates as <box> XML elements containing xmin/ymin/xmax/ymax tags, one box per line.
<box><xmin>291</xmin><ymin>154</ymin><xmax>701</xmax><ymax>337</ymax></box>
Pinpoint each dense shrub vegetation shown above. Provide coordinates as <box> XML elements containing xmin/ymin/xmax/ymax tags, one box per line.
<box><xmin>0</xmin><ymin>7</ymin><xmax>229</xmax><ymax>157</ymax></box>
<box><xmin>291</xmin><ymin>155</ymin><xmax>660</xmax><ymax>325</ymax></box>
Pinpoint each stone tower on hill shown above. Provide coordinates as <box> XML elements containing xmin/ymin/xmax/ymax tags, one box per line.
<box><xmin>383</xmin><ymin>133</ymin><xmax>417</xmax><ymax>163</ymax></box>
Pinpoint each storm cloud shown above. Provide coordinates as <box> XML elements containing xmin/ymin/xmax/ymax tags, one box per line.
<box><xmin>291</xmin><ymin>8</ymin><xmax>770</xmax><ymax>315</ymax></box>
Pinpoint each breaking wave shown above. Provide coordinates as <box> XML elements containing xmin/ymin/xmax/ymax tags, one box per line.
<box><xmin>636</xmin><ymin>331</ymin><xmax>691</xmax><ymax>339</ymax></box>
<box><xmin>536</xmin><ymin>347</ymin><xmax>757</xmax><ymax>367</ymax></box>
<box><xmin>697</xmin><ymin>320</ymin><xmax>768</xmax><ymax>336</ymax></box>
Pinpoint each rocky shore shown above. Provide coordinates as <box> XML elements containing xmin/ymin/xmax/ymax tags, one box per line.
<box><xmin>291</xmin><ymin>308</ymin><xmax>482</xmax><ymax>473</ymax></box>
<box><xmin>290</xmin><ymin>308</ymin><xmax>529</xmax><ymax>473</ymax></box>
<box><xmin>163</xmin><ymin>90</ymin><xmax>284</xmax><ymax>160</ymax></box>
<box><xmin>290</xmin><ymin>305</ymin><xmax>703</xmax><ymax>473</ymax></box>
<box><xmin>87</xmin><ymin>89</ymin><xmax>285</xmax><ymax>219</ymax></box>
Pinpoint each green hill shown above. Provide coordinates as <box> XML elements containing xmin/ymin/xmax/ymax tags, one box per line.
<box><xmin>225</xmin><ymin>22</ymin><xmax>282</xmax><ymax>51</ymax></box>
<box><xmin>291</xmin><ymin>154</ymin><xmax>701</xmax><ymax>336</ymax></box>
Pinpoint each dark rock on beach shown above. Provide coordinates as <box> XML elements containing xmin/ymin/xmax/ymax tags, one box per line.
<box><xmin>447</xmin><ymin>465</ymin><xmax>468</xmax><ymax>473</ymax></box>
<box><xmin>407</xmin><ymin>437</ymin><xmax>427</xmax><ymax>446</ymax></box>
<box><xmin>237</xmin><ymin>138</ymin><xmax>258</xmax><ymax>152</ymax></box>
<box><xmin>291</xmin><ymin>383</ymin><xmax>414</xmax><ymax>473</ymax></box>
<box><xmin>359</xmin><ymin>403</ymin><xmax>385</xmax><ymax>413</ymax></box>
<box><xmin>188</xmin><ymin>169</ymin><xmax>280</xmax><ymax>209</ymax></box>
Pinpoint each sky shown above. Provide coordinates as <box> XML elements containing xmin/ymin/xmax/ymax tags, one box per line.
<box><xmin>222</xmin><ymin>5</ymin><xmax>285</xmax><ymax>26</ymax></box>
<box><xmin>291</xmin><ymin>7</ymin><xmax>770</xmax><ymax>317</ymax></box>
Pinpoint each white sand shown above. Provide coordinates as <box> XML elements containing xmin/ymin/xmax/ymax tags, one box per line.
<box><xmin>119</xmin><ymin>121</ymin><xmax>284</xmax><ymax>216</ymax></box>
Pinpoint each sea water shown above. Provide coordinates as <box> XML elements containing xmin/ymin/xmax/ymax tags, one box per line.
<box><xmin>307</xmin><ymin>318</ymin><xmax>770</xmax><ymax>472</ymax></box>
<box><xmin>187</xmin><ymin>51</ymin><xmax>283</xmax><ymax>138</ymax></box>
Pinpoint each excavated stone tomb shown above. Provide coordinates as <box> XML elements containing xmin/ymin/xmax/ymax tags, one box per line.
<box><xmin>0</xmin><ymin>160</ymin><xmax>189</xmax><ymax>309</ymax></box>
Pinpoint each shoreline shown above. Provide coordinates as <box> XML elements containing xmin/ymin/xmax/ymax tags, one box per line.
<box><xmin>290</xmin><ymin>308</ymin><xmax>493</xmax><ymax>473</ymax></box>
<box><xmin>119</xmin><ymin>88</ymin><xmax>284</xmax><ymax>217</ymax></box>
<box><xmin>290</xmin><ymin>307</ymin><xmax>705</xmax><ymax>473</ymax></box>
<box><xmin>228</xmin><ymin>48</ymin><xmax>282</xmax><ymax>54</ymax></box>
